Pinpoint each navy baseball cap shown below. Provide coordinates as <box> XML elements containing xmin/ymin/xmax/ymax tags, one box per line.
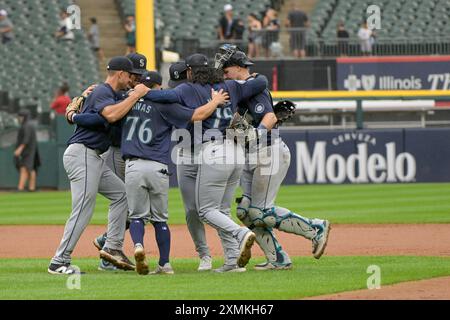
<box><xmin>107</xmin><ymin>56</ymin><xmax>134</xmax><ymax>73</ymax></box>
<box><xmin>127</xmin><ymin>53</ymin><xmax>147</xmax><ymax>75</ymax></box>
<box><xmin>168</xmin><ymin>62</ymin><xmax>188</xmax><ymax>88</ymax></box>
<box><xmin>185</xmin><ymin>54</ymin><xmax>209</xmax><ymax>68</ymax></box>
<box><xmin>140</xmin><ymin>71</ymin><xmax>163</xmax><ymax>86</ymax></box>
<box><xmin>223</xmin><ymin>51</ymin><xmax>254</xmax><ymax>69</ymax></box>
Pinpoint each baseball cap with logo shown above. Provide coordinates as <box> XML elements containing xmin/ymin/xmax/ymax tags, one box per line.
<box><xmin>107</xmin><ymin>56</ymin><xmax>134</xmax><ymax>73</ymax></box>
<box><xmin>127</xmin><ymin>53</ymin><xmax>147</xmax><ymax>75</ymax></box>
<box><xmin>140</xmin><ymin>71</ymin><xmax>163</xmax><ymax>87</ymax></box>
<box><xmin>168</xmin><ymin>62</ymin><xmax>188</xmax><ymax>88</ymax></box>
<box><xmin>185</xmin><ymin>54</ymin><xmax>209</xmax><ymax>69</ymax></box>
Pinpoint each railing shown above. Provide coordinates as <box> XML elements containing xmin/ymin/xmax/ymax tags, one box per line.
<box><xmin>172</xmin><ymin>28</ymin><xmax>450</xmax><ymax>59</ymax></box>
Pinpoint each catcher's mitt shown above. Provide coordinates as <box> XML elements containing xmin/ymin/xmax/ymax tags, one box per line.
<box><xmin>273</xmin><ymin>100</ymin><xmax>296</xmax><ymax>125</ymax></box>
<box><xmin>65</xmin><ymin>95</ymin><xmax>86</xmax><ymax>125</ymax></box>
<box><xmin>227</xmin><ymin>111</ymin><xmax>258</xmax><ymax>144</ymax></box>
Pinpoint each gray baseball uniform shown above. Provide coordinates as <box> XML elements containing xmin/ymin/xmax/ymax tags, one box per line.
<box><xmin>177</xmin><ymin>148</ymin><xmax>211</xmax><ymax>258</ymax></box>
<box><xmin>104</xmin><ymin>146</ymin><xmax>126</xmax><ymax>182</ymax></box>
<box><xmin>125</xmin><ymin>159</ymin><xmax>169</xmax><ymax>223</ymax></box>
<box><xmin>51</xmin><ymin>144</ymin><xmax>128</xmax><ymax>265</ymax></box>
<box><xmin>196</xmin><ymin>139</ymin><xmax>250</xmax><ymax>266</ymax></box>
<box><xmin>51</xmin><ymin>83</ymin><xmax>129</xmax><ymax>266</ymax></box>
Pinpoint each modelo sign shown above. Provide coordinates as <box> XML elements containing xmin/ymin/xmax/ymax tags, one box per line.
<box><xmin>296</xmin><ymin>133</ymin><xmax>416</xmax><ymax>184</ymax></box>
<box><xmin>337</xmin><ymin>56</ymin><xmax>450</xmax><ymax>91</ymax></box>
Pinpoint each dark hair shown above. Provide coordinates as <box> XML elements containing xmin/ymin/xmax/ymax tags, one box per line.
<box><xmin>191</xmin><ymin>67</ymin><xmax>224</xmax><ymax>85</ymax></box>
<box><xmin>249</xmin><ymin>13</ymin><xmax>259</xmax><ymax>20</ymax></box>
<box><xmin>60</xmin><ymin>83</ymin><xmax>70</xmax><ymax>94</ymax></box>
<box><xmin>90</xmin><ymin>17</ymin><xmax>97</xmax><ymax>24</ymax></box>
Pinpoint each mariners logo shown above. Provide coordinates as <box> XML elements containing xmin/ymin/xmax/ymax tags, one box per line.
<box><xmin>255</xmin><ymin>104</ymin><xmax>264</xmax><ymax>114</ymax></box>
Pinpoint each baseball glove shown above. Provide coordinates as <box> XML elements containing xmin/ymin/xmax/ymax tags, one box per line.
<box><xmin>65</xmin><ymin>95</ymin><xmax>86</xmax><ymax>125</ymax></box>
<box><xmin>273</xmin><ymin>100</ymin><xmax>296</xmax><ymax>125</ymax></box>
<box><xmin>227</xmin><ymin>112</ymin><xmax>258</xmax><ymax>144</ymax></box>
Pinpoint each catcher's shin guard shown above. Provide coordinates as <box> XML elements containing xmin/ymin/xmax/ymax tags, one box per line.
<box><xmin>236</xmin><ymin>196</ymin><xmax>253</xmax><ymax>228</ymax></box>
<box><xmin>254</xmin><ymin>227</ymin><xmax>291</xmax><ymax>265</ymax></box>
<box><xmin>265</xmin><ymin>207</ymin><xmax>318</xmax><ymax>240</ymax></box>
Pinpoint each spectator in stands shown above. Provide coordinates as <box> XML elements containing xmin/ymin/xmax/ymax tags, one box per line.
<box><xmin>54</xmin><ymin>10</ymin><xmax>75</xmax><ymax>41</ymax></box>
<box><xmin>262</xmin><ymin>8</ymin><xmax>281</xmax><ymax>58</ymax></box>
<box><xmin>124</xmin><ymin>15</ymin><xmax>136</xmax><ymax>54</ymax></box>
<box><xmin>217</xmin><ymin>4</ymin><xmax>240</xmax><ymax>41</ymax></box>
<box><xmin>0</xmin><ymin>9</ymin><xmax>14</xmax><ymax>44</ymax></box>
<box><xmin>358</xmin><ymin>22</ymin><xmax>375</xmax><ymax>56</ymax></box>
<box><xmin>247</xmin><ymin>13</ymin><xmax>263</xmax><ymax>58</ymax></box>
<box><xmin>285</xmin><ymin>3</ymin><xmax>309</xmax><ymax>58</ymax></box>
<box><xmin>14</xmin><ymin>110</ymin><xmax>40</xmax><ymax>192</ymax></box>
<box><xmin>337</xmin><ymin>22</ymin><xmax>350</xmax><ymax>56</ymax></box>
<box><xmin>50</xmin><ymin>83</ymin><xmax>71</xmax><ymax>115</ymax></box>
<box><xmin>89</xmin><ymin>17</ymin><xmax>105</xmax><ymax>61</ymax></box>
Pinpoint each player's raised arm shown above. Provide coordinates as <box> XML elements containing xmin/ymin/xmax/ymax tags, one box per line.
<box><xmin>71</xmin><ymin>113</ymin><xmax>108</xmax><ymax>129</ymax></box>
<box><xmin>226</xmin><ymin>74</ymin><xmax>268</xmax><ymax>102</ymax></box>
<box><xmin>144</xmin><ymin>88</ymin><xmax>181</xmax><ymax>104</ymax></box>
<box><xmin>101</xmin><ymin>84</ymin><xmax>149</xmax><ymax>123</ymax></box>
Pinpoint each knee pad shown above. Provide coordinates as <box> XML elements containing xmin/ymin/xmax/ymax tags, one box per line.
<box><xmin>261</xmin><ymin>208</ymin><xmax>278</xmax><ymax>228</ymax></box>
<box><xmin>248</xmin><ymin>206</ymin><xmax>266</xmax><ymax>227</ymax></box>
<box><xmin>237</xmin><ymin>196</ymin><xmax>253</xmax><ymax>228</ymax></box>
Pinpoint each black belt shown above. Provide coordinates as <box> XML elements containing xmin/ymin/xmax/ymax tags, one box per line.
<box><xmin>85</xmin><ymin>146</ymin><xmax>107</xmax><ymax>156</ymax></box>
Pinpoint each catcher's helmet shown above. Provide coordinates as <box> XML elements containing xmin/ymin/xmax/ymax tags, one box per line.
<box><xmin>215</xmin><ymin>44</ymin><xmax>254</xmax><ymax>69</ymax></box>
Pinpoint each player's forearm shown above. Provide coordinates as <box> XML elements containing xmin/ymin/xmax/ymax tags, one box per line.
<box><xmin>191</xmin><ymin>100</ymin><xmax>221</xmax><ymax>122</ymax></box>
<box><xmin>72</xmin><ymin>113</ymin><xmax>107</xmax><ymax>129</ymax></box>
<box><xmin>101</xmin><ymin>92</ymin><xmax>141</xmax><ymax>123</ymax></box>
<box><xmin>144</xmin><ymin>90</ymin><xmax>180</xmax><ymax>104</ymax></box>
<box><xmin>260</xmin><ymin>112</ymin><xmax>278</xmax><ymax>131</ymax></box>
<box><xmin>240</xmin><ymin>75</ymin><xmax>269</xmax><ymax>100</ymax></box>
<box><xmin>15</xmin><ymin>144</ymin><xmax>25</xmax><ymax>155</ymax></box>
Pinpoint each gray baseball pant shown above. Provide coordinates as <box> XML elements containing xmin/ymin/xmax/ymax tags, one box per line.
<box><xmin>51</xmin><ymin>144</ymin><xmax>128</xmax><ymax>265</ymax></box>
<box><xmin>177</xmin><ymin>149</ymin><xmax>211</xmax><ymax>259</ymax></box>
<box><xmin>196</xmin><ymin>140</ymin><xmax>249</xmax><ymax>266</ymax></box>
<box><xmin>125</xmin><ymin>159</ymin><xmax>169</xmax><ymax>223</ymax></box>
<box><xmin>104</xmin><ymin>146</ymin><xmax>125</xmax><ymax>182</ymax></box>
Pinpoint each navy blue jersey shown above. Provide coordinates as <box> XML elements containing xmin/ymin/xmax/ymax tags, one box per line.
<box><xmin>68</xmin><ymin>83</ymin><xmax>118</xmax><ymax>153</ymax></box>
<box><xmin>121</xmin><ymin>99</ymin><xmax>194</xmax><ymax>165</ymax></box>
<box><xmin>109</xmin><ymin>90</ymin><xmax>129</xmax><ymax>147</ymax></box>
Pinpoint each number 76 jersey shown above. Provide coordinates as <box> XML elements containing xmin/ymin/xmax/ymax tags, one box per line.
<box><xmin>120</xmin><ymin>99</ymin><xmax>195</xmax><ymax>165</ymax></box>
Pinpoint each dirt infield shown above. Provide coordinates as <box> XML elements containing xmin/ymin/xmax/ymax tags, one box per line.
<box><xmin>1</xmin><ymin>224</ymin><xmax>450</xmax><ymax>259</ymax></box>
<box><xmin>1</xmin><ymin>224</ymin><xmax>450</xmax><ymax>299</ymax></box>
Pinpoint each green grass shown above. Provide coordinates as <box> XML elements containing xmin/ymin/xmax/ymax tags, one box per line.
<box><xmin>1</xmin><ymin>256</ymin><xmax>450</xmax><ymax>300</ymax></box>
<box><xmin>1</xmin><ymin>183</ymin><xmax>450</xmax><ymax>225</ymax></box>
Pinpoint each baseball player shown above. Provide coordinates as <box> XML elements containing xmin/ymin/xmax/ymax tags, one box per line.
<box><xmin>169</xmin><ymin>62</ymin><xmax>213</xmax><ymax>271</ymax></box>
<box><xmin>217</xmin><ymin>45</ymin><xmax>331</xmax><ymax>270</ymax></box>
<box><xmin>93</xmin><ymin>53</ymin><xmax>152</xmax><ymax>271</ymax></box>
<box><xmin>145</xmin><ymin>54</ymin><xmax>269</xmax><ymax>272</ymax></box>
<box><xmin>122</xmin><ymin>73</ymin><xmax>230</xmax><ymax>275</ymax></box>
<box><xmin>48</xmin><ymin>57</ymin><xmax>150</xmax><ymax>274</ymax></box>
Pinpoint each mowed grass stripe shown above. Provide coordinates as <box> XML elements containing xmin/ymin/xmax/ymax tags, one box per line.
<box><xmin>1</xmin><ymin>183</ymin><xmax>449</xmax><ymax>225</ymax></box>
<box><xmin>1</xmin><ymin>256</ymin><xmax>450</xmax><ymax>299</ymax></box>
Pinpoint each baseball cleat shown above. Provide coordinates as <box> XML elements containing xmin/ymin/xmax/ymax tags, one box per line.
<box><xmin>150</xmin><ymin>263</ymin><xmax>174</xmax><ymax>275</ymax></box>
<box><xmin>198</xmin><ymin>256</ymin><xmax>212</xmax><ymax>272</ymax></box>
<box><xmin>254</xmin><ymin>262</ymin><xmax>292</xmax><ymax>271</ymax></box>
<box><xmin>134</xmin><ymin>245</ymin><xmax>149</xmax><ymax>275</ymax></box>
<box><xmin>93</xmin><ymin>234</ymin><xmax>107</xmax><ymax>251</ymax></box>
<box><xmin>98</xmin><ymin>259</ymin><xmax>119</xmax><ymax>272</ymax></box>
<box><xmin>237</xmin><ymin>231</ymin><xmax>256</xmax><ymax>268</ymax></box>
<box><xmin>312</xmin><ymin>220</ymin><xmax>331</xmax><ymax>259</ymax></box>
<box><xmin>213</xmin><ymin>264</ymin><xmax>246</xmax><ymax>273</ymax></box>
<box><xmin>48</xmin><ymin>263</ymin><xmax>81</xmax><ymax>275</ymax></box>
<box><xmin>100</xmin><ymin>248</ymin><xmax>135</xmax><ymax>271</ymax></box>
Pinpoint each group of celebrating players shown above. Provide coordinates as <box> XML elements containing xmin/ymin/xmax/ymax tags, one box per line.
<box><xmin>47</xmin><ymin>44</ymin><xmax>331</xmax><ymax>276</ymax></box>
